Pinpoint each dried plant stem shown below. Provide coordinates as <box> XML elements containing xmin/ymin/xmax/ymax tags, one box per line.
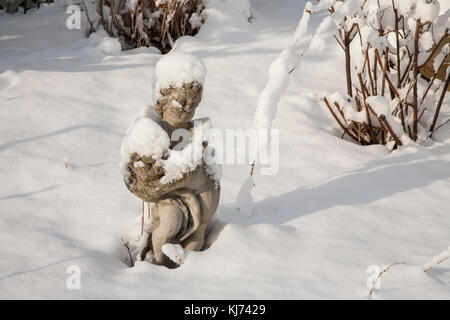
<box><xmin>393</xmin><ymin>1</ymin><xmax>401</xmax><ymax>88</ymax></box>
<box><xmin>374</xmin><ymin>50</ymin><xmax>401</xmax><ymax>99</ymax></box>
<box><xmin>323</xmin><ymin>97</ymin><xmax>358</xmax><ymax>142</ymax></box>
<box><xmin>379</xmin><ymin>115</ymin><xmax>403</xmax><ymax>147</ymax></box>
<box><xmin>365</xmin><ymin>50</ymin><xmax>375</xmax><ymax>95</ymax></box>
<box><xmin>326</xmin><ymin>2</ymin><xmax>447</xmax><ymax>148</ymax></box>
<box><xmin>369</xmin><ymin>261</ymin><xmax>405</xmax><ymax>296</ymax></box>
<box><xmin>343</xmin><ymin>30</ymin><xmax>354</xmax><ymax>97</ymax></box>
<box><xmin>358</xmin><ymin>73</ymin><xmax>377</xmax><ymax>143</ymax></box>
<box><xmin>431</xmin><ymin>118</ymin><xmax>450</xmax><ymax>134</ymax></box>
<box><xmin>373</xmin><ymin>51</ymin><xmax>378</xmax><ymax>94</ymax></box>
<box><xmin>334</xmin><ymin>35</ymin><xmax>345</xmax><ymax>50</ymax></box>
<box><xmin>424</xmin><ymin>256</ymin><xmax>449</xmax><ymax>272</ymax></box>
<box><xmin>81</xmin><ymin>0</ymin><xmax>96</xmax><ymax>33</ymax></box>
<box><xmin>412</xmin><ymin>20</ymin><xmax>421</xmax><ymax>141</ymax></box>
<box><xmin>121</xmin><ymin>238</ymin><xmax>134</xmax><ymax>267</ymax></box>
<box><xmin>374</xmin><ymin>49</ymin><xmax>388</xmax><ymax>97</ymax></box>
<box><xmin>429</xmin><ymin>74</ymin><xmax>450</xmax><ymax>135</ymax></box>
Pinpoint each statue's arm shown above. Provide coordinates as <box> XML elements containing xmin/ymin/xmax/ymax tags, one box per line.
<box><xmin>145</xmin><ymin>164</ymin><xmax>201</xmax><ymax>200</ymax></box>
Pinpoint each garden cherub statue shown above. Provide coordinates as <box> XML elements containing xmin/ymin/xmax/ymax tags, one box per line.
<box><xmin>120</xmin><ymin>52</ymin><xmax>220</xmax><ymax>267</ymax></box>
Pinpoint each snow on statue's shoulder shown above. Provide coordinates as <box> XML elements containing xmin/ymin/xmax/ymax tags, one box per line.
<box><xmin>120</xmin><ymin>115</ymin><xmax>170</xmax><ymax>176</ymax></box>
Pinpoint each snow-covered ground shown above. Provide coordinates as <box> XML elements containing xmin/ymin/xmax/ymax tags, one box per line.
<box><xmin>0</xmin><ymin>0</ymin><xmax>449</xmax><ymax>299</ymax></box>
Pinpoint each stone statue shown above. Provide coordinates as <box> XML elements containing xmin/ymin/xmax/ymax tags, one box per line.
<box><xmin>121</xmin><ymin>53</ymin><xmax>220</xmax><ymax>267</ymax></box>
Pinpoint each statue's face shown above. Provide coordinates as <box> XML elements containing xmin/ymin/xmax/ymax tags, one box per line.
<box><xmin>155</xmin><ymin>83</ymin><xmax>203</xmax><ymax>127</ymax></box>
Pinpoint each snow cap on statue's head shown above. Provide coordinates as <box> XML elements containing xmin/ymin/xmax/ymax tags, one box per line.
<box><xmin>153</xmin><ymin>51</ymin><xmax>206</xmax><ymax>103</ymax></box>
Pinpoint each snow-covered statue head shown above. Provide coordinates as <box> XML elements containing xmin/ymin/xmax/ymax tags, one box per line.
<box><xmin>153</xmin><ymin>52</ymin><xmax>206</xmax><ymax>127</ymax></box>
<box><xmin>120</xmin><ymin>52</ymin><xmax>220</xmax><ymax>268</ymax></box>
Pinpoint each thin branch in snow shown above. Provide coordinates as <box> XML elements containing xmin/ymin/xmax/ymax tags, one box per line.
<box><xmin>250</xmin><ymin>160</ymin><xmax>255</xmax><ymax>177</ymax></box>
<box><xmin>429</xmin><ymin>73</ymin><xmax>450</xmax><ymax>135</ymax></box>
<box><xmin>323</xmin><ymin>97</ymin><xmax>359</xmax><ymax>142</ymax></box>
<box><xmin>378</xmin><ymin>115</ymin><xmax>403</xmax><ymax>147</ymax></box>
<box><xmin>424</xmin><ymin>246</ymin><xmax>450</xmax><ymax>272</ymax></box>
<box><xmin>369</xmin><ymin>261</ymin><xmax>405</xmax><ymax>296</ymax></box>
<box><xmin>431</xmin><ymin>118</ymin><xmax>450</xmax><ymax>135</ymax></box>
<box><xmin>121</xmin><ymin>238</ymin><xmax>134</xmax><ymax>267</ymax></box>
<box><xmin>424</xmin><ymin>256</ymin><xmax>449</xmax><ymax>272</ymax></box>
<box><xmin>334</xmin><ymin>34</ymin><xmax>345</xmax><ymax>51</ymax></box>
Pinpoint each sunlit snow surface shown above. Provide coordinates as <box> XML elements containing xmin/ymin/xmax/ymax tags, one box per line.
<box><xmin>0</xmin><ymin>1</ymin><xmax>449</xmax><ymax>299</ymax></box>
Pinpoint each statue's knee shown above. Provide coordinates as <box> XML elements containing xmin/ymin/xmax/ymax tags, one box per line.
<box><xmin>155</xmin><ymin>199</ymin><xmax>183</xmax><ymax>236</ymax></box>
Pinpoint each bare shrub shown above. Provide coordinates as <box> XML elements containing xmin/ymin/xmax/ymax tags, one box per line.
<box><xmin>85</xmin><ymin>0</ymin><xmax>204</xmax><ymax>53</ymax></box>
<box><xmin>322</xmin><ymin>0</ymin><xmax>449</xmax><ymax>149</ymax></box>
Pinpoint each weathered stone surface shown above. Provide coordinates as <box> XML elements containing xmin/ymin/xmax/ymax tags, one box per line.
<box><xmin>123</xmin><ymin>80</ymin><xmax>220</xmax><ymax>267</ymax></box>
<box><xmin>155</xmin><ymin>82</ymin><xmax>203</xmax><ymax>127</ymax></box>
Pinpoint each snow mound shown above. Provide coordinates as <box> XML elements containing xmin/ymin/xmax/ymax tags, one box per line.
<box><xmin>414</xmin><ymin>0</ymin><xmax>440</xmax><ymax>23</ymax></box>
<box><xmin>98</xmin><ymin>37</ymin><xmax>122</xmax><ymax>55</ymax></box>
<box><xmin>87</xmin><ymin>31</ymin><xmax>122</xmax><ymax>55</ymax></box>
<box><xmin>235</xmin><ymin>176</ymin><xmax>254</xmax><ymax>218</ymax></box>
<box><xmin>120</xmin><ymin>117</ymin><xmax>170</xmax><ymax>175</ymax></box>
<box><xmin>162</xmin><ymin>243</ymin><xmax>186</xmax><ymax>265</ymax></box>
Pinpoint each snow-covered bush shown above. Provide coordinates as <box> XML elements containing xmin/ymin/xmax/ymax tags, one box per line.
<box><xmin>83</xmin><ymin>0</ymin><xmax>204</xmax><ymax>52</ymax></box>
<box><xmin>320</xmin><ymin>0</ymin><xmax>449</xmax><ymax>149</ymax></box>
<box><xmin>0</xmin><ymin>0</ymin><xmax>40</xmax><ymax>13</ymax></box>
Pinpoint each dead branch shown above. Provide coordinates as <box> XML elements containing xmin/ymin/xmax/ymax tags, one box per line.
<box><xmin>121</xmin><ymin>238</ymin><xmax>134</xmax><ymax>267</ymax></box>
<box><xmin>369</xmin><ymin>261</ymin><xmax>405</xmax><ymax>296</ymax></box>
<box><xmin>412</xmin><ymin>19</ymin><xmax>421</xmax><ymax>141</ymax></box>
<box><xmin>323</xmin><ymin>97</ymin><xmax>359</xmax><ymax>142</ymax></box>
<box><xmin>379</xmin><ymin>115</ymin><xmax>403</xmax><ymax>147</ymax></box>
<box><xmin>429</xmin><ymin>73</ymin><xmax>450</xmax><ymax>135</ymax></box>
<box><xmin>424</xmin><ymin>256</ymin><xmax>449</xmax><ymax>272</ymax></box>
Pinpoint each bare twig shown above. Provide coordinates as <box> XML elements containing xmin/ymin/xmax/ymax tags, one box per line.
<box><xmin>392</xmin><ymin>0</ymin><xmax>401</xmax><ymax>88</ymax></box>
<box><xmin>81</xmin><ymin>0</ymin><xmax>95</xmax><ymax>33</ymax></box>
<box><xmin>424</xmin><ymin>256</ymin><xmax>449</xmax><ymax>272</ymax></box>
<box><xmin>431</xmin><ymin>118</ymin><xmax>450</xmax><ymax>134</ymax></box>
<box><xmin>121</xmin><ymin>238</ymin><xmax>134</xmax><ymax>267</ymax></box>
<box><xmin>334</xmin><ymin>35</ymin><xmax>345</xmax><ymax>51</ymax></box>
<box><xmin>343</xmin><ymin>27</ymin><xmax>355</xmax><ymax>97</ymax></box>
<box><xmin>379</xmin><ymin>115</ymin><xmax>403</xmax><ymax>147</ymax></box>
<box><xmin>369</xmin><ymin>261</ymin><xmax>406</xmax><ymax>296</ymax></box>
<box><xmin>412</xmin><ymin>19</ymin><xmax>421</xmax><ymax>141</ymax></box>
<box><xmin>323</xmin><ymin>97</ymin><xmax>359</xmax><ymax>142</ymax></box>
<box><xmin>429</xmin><ymin>73</ymin><xmax>450</xmax><ymax>135</ymax></box>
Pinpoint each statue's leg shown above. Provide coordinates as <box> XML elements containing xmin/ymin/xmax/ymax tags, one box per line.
<box><xmin>183</xmin><ymin>224</ymin><xmax>207</xmax><ymax>251</ymax></box>
<box><xmin>151</xmin><ymin>199</ymin><xmax>183</xmax><ymax>264</ymax></box>
<box><xmin>182</xmin><ymin>186</ymin><xmax>220</xmax><ymax>251</ymax></box>
<box><xmin>174</xmin><ymin>190</ymin><xmax>201</xmax><ymax>242</ymax></box>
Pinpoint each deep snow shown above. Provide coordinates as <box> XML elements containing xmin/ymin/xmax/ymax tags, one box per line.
<box><xmin>0</xmin><ymin>0</ymin><xmax>449</xmax><ymax>299</ymax></box>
